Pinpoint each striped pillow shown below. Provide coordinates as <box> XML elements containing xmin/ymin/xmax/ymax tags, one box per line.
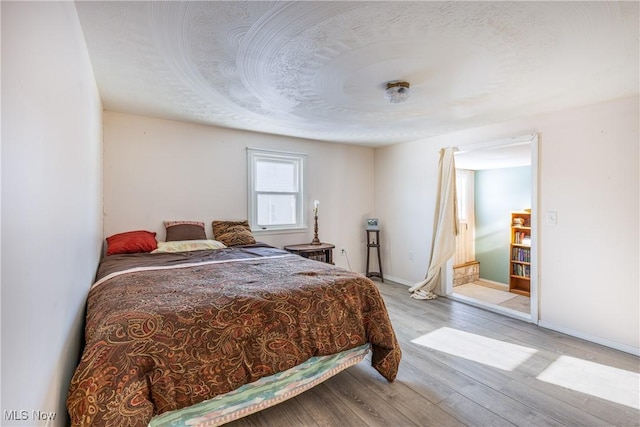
<box><xmin>212</xmin><ymin>220</ymin><xmax>256</xmax><ymax>246</ymax></box>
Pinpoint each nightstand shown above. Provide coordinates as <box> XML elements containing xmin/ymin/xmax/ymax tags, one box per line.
<box><xmin>284</xmin><ymin>243</ymin><xmax>335</xmax><ymax>264</ymax></box>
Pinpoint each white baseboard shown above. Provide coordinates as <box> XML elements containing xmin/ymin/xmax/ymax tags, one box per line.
<box><xmin>538</xmin><ymin>320</ymin><xmax>639</xmax><ymax>356</ymax></box>
<box><xmin>382</xmin><ymin>275</ymin><xmax>414</xmax><ymax>287</ymax></box>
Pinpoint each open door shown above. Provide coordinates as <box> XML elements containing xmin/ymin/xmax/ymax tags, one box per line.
<box><xmin>444</xmin><ymin>134</ymin><xmax>539</xmax><ymax>324</ymax></box>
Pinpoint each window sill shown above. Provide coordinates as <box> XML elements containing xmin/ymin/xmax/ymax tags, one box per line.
<box><xmin>251</xmin><ymin>227</ymin><xmax>308</xmax><ymax>236</ymax></box>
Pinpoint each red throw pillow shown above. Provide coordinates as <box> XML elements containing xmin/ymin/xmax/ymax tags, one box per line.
<box><xmin>106</xmin><ymin>230</ymin><xmax>157</xmax><ymax>255</ymax></box>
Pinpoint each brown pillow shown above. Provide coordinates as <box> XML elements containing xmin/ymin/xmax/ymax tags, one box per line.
<box><xmin>212</xmin><ymin>220</ymin><xmax>250</xmax><ymax>237</ymax></box>
<box><xmin>212</xmin><ymin>220</ymin><xmax>256</xmax><ymax>246</ymax></box>
<box><xmin>164</xmin><ymin>221</ymin><xmax>206</xmax><ymax>241</ymax></box>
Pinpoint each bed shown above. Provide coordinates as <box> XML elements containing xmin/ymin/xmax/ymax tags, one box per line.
<box><xmin>67</xmin><ymin>243</ymin><xmax>401</xmax><ymax>426</ymax></box>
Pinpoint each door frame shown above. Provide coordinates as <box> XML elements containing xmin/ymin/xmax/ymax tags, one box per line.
<box><xmin>443</xmin><ymin>133</ymin><xmax>539</xmax><ymax>324</ymax></box>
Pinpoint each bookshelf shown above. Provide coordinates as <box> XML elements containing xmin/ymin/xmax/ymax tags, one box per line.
<box><xmin>509</xmin><ymin>211</ymin><xmax>531</xmax><ymax>296</ymax></box>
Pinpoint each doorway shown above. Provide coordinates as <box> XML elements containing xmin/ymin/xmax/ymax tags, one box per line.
<box><xmin>444</xmin><ymin>134</ymin><xmax>539</xmax><ymax>323</ymax></box>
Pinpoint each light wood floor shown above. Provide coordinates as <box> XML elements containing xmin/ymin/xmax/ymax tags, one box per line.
<box><xmin>228</xmin><ymin>280</ymin><xmax>640</xmax><ymax>426</ymax></box>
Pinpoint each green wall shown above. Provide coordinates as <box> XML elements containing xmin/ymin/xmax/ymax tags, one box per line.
<box><xmin>474</xmin><ymin>166</ymin><xmax>531</xmax><ymax>284</ymax></box>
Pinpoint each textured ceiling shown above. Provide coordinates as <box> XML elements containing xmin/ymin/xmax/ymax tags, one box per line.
<box><xmin>75</xmin><ymin>1</ymin><xmax>639</xmax><ymax>147</ymax></box>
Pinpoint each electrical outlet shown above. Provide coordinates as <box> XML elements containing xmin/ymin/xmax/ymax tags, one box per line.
<box><xmin>409</xmin><ymin>251</ymin><xmax>414</xmax><ymax>260</ymax></box>
<box><xmin>341</xmin><ymin>248</ymin><xmax>346</xmax><ymax>256</ymax></box>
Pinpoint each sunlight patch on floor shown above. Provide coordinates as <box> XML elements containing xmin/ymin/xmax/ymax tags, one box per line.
<box><xmin>537</xmin><ymin>355</ymin><xmax>640</xmax><ymax>410</ymax></box>
<box><xmin>411</xmin><ymin>327</ymin><xmax>537</xmax><ymax>371</ymax></box>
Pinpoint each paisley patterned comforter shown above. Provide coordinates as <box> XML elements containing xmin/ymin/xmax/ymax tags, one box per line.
<box><xmin>67</xmin><ymin>245</ymin><xmax>401</xmax><ymax>426</ymax></box>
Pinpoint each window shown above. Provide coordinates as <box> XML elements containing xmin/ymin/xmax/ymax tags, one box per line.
<box><xmin>456</xmin><ymin>169</ymin><xmax>468</xmax><ymax>222</ymax></box>
<box><xmin>247</xmin><ymin>149</ymin><xmax>306</xmax><ymax>231</ymax></box>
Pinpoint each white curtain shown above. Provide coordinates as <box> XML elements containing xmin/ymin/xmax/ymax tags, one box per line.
<box><xmin>409</xmin><ymin>147</ymin><xmax>459</xmax><ymax>300</ymax></box>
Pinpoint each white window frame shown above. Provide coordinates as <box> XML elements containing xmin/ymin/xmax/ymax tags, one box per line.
<box><xmin>247</xmin><ymin>148</ymin><xmax>306</xmax><ymax>232</ymax></box>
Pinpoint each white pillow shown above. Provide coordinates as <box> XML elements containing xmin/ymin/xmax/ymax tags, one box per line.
<box><xmin>151</xmin><ymin>239</ymin><xmax>227</xmax><ymax>253</ymax></box>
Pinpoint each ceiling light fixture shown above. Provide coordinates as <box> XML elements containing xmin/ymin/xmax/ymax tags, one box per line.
<box><xmin>385</xmin><ymin>80</ymin><xmax>411</xmax><ymax>103</ymax></box>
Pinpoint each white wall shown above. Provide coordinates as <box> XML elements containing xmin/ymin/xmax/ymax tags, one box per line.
<box><xmin>1</xmin><ymin>2</ymin><xmax>103</xmax><ymax>425</ymax></box>
<box><xmin>103</xmin><ymin>111</ymin><xmax>375</xmax><ymax>273</ymax></box>
<box><xmin>374</xmin><ymin>95</ymin><xmax>639</xmax><ymax>353</ymax></box>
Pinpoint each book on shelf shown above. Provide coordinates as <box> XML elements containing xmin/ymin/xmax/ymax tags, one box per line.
<box><xmin>511</xmin><ymin>263</ymin><xmax>531</xmax><ymax>278</ymax></box>
<box><xmin>511</xmin><ymin>247</ymin><xmax>531</xmax><ymax>262</ymax></box>
<box><xmin>513</xmin><ymin>231</ymin><xmax>531</xmax><ymax>246</ymax></box>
